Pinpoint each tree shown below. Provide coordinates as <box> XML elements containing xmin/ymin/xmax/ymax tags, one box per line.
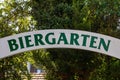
<box><xmin>87</xmin><ymin>0</ymin><xmax>120</xmax><ymax>80</ymax></box>
<box><xmin>31</xmin><ymin>0</ymin><xmax>120</xmax><ymax>80</ymax></box>
<box><xmin>31</xmin><ymin>0</ymin><xmax>100</xmax><ymax>80</ymax></box>
<box><xmin>0</xmin><ymin>0</ymin><xmax>35</xmax><ymax>79</ymax></box>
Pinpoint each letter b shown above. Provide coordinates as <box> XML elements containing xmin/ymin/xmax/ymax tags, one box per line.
<box><xmin>8</xmin><ymin>39</ymin><xmax>19</xmax><ymax>52</ymax></box>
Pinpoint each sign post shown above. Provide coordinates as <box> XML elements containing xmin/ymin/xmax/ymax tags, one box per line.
<box><xmin>0</xmin><ymin>29</ymin><xmax>120</xmax><ymax>59</ymax></box>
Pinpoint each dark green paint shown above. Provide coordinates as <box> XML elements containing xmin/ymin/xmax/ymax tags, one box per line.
<box><xmin>8</xmin><ymin>39</ymin><xmax>19</xmax><ymax>51</ymax></box>
<box><xmin>45</xmin><ymin>33</ymin><xmax>56</xmax><ymax>44</ymax></box>
<box><xmin>25</xmin><ymin>35</ymin><xmax>34</xmax><ymax>47</ymax></box>
<box><xmin>98</xmin><ymin>38</ymin><xmax>111</xmax><ymax>51</ymax></box>
<box><xmin>70</xmin><ymin>33</ymin><xmax>79</xmax><ymax>45</ymax></box>
<box><xmin>18</xmin><ymin>37</ymin><xmax>24</xmax><ymax>49</ymax></box>
<box><xmin>90</xmin><ymin>36</ymin><xmax>98</xmax><ymax>48</ymax></box>
<box><xmin>81</xmin><ymin>34</ymin><xmax>90</xmax><ymax>46</ymax></box>
<box><xmin>57</xmin><ymin>33</ymin><xmax>69</xmax><ymax>44</ymax></box>
<box><xmin>34</xmin><ymin>34</ymin><xmax>45</xmax><ymax>46</ymax></box>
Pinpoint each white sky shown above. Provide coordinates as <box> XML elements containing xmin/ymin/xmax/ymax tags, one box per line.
<box><xmin>0</xmin><ymin>0</ymin><xmax>4</xmax><ymax>2</ymax></box>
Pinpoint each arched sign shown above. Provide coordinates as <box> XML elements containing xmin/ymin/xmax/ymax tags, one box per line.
<box><xmin>0</xmin><ymin>29</ymin><xmax>120</xmax><ymax>59</ymax></box>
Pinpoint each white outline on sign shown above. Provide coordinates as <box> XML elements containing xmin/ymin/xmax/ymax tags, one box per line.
<box><xmin>0</xmin><ymin>29</ymin><xmax>120</xmax><ymax>59</ymax></box>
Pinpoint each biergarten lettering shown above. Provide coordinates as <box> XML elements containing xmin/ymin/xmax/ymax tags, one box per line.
<box><xmin>8</xmin><ymin>32</ymin><xmax>111</xmax><ymax>52</ymax></box>
<box><xmin>0</xmin><ymin>29</ymin><xmax>120</xmax><ymax>59</ymax></box>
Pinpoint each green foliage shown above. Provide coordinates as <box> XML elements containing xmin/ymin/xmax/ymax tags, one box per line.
<box><xmin>0</xmin><ymin>0</ymin><xmax>35</xmax><ymax>79</ymax></box>
<box><xmin>1</xmin><ymin>0</ymin><xmax>119</xmax><ymax>80</ymax></box>
<box><xmin>0</xmin><ymin>54</ymin><xmax>32</xmax><ymax>80</ymax></box>
<box><xmin>31</xmin><ymin>0</ymin><xmax>120</xmax><ymax>80</ymax></box>
<box><xmin>90</xmin><ymin>57</ymin><xmax>120</xmax><ymax>80</ymax></box>
<box><xmin>32</xmin><ymin>49</ymin><xmax>102</xmax><ymax>80</ymax></box>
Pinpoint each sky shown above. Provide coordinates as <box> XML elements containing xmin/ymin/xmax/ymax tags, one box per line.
<box><xmin>0</xmin><ymin>0</ymin><xmax>4</xmax><ymax>4</ymax></box>
<box><xmin>0</xmin><ymin>0</ymin><xmax>4</xmax><ymax>2</ymax></box>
